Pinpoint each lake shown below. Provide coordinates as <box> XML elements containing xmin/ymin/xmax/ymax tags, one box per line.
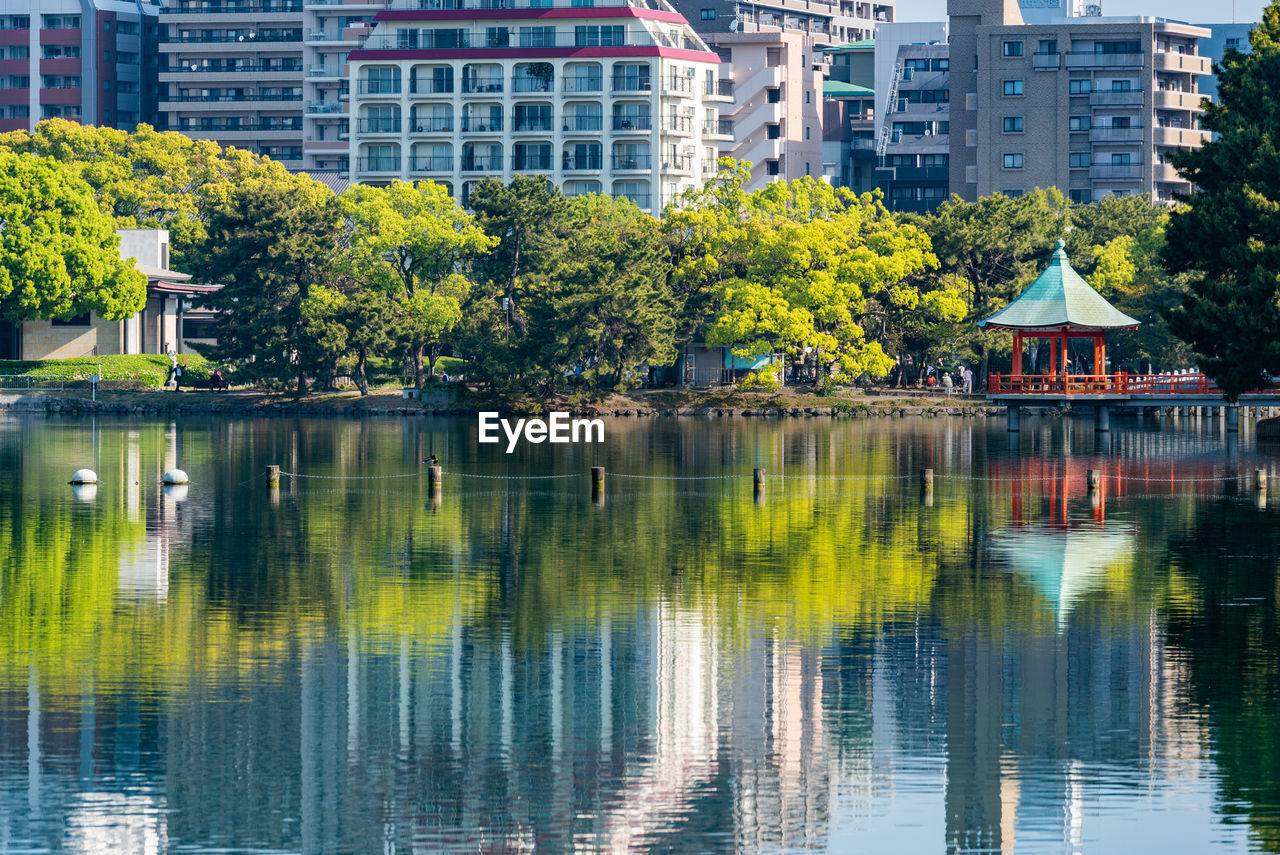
<box><xmin>1</xmin><ymin>411</ymin><xmax>1278</xmax><ymax>854</ymax></box>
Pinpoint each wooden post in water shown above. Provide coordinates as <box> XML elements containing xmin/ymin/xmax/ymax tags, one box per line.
<box><xmin>428</xmin><ymin>466</ymin><xmax>443</xmax><ymax>488</ymax></box>
<box><xmin>591</xmin><ymin>466</ymin><xmax>605</xmax><ymax>505</ymax></box>
<box><xmin>266</xmin><ymin>465</ymin><xmax>280</xmax><ymax>488</ymax></box>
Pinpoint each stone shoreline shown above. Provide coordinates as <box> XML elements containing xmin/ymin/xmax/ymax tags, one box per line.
<box><xmin>1</xmin><ymin>393</ymin><xmax>1011</xmax><ymax>419</ymax></box>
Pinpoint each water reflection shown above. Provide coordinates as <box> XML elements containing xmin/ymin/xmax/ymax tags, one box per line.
<box><xmin>0</xmin><ymin>413</ymin><xmax>1277</xmax><ymax>853</ymax></box>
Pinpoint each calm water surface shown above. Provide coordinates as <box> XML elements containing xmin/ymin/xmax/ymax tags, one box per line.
<box><xmin>2</xmin><ymin>412</ymin><xmax>1279</xmax><ymax>854</ymax></box>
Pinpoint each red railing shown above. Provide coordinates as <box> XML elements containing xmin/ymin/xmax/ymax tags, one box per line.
<box><xmin>988</xmin><ymin>372</ymin><xmax>1219</xmax><ymax>395</ymax></box>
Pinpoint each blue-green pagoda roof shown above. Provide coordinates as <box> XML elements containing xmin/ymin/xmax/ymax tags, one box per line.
<box><xmin>978</xmin><ymin>240</ymin><xmax>1141</xmax><ymax>331</ymax></box>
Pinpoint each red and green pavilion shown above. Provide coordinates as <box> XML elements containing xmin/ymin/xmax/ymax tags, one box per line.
<box><xmin>980</xmin><ymin>240</ymin><xmax>1140</xmax><ymax>387</ymax></box>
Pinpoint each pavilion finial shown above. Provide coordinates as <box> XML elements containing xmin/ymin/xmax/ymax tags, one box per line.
<box><xmin>1055</xmin><ymin>239</ymin><xmax>1065</xmax><ymax>250</ymax></box>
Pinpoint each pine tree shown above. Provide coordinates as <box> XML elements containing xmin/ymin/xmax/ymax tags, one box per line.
<box><xmin>1164</xmin><ymin>2</ymin><xmax>1280</xmax><ymax>398</ymax></box>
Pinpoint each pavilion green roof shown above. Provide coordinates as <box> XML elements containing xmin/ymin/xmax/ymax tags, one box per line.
<box><xmin>978</xmin><ymin>240</ymin><xmax>1141</xmax><ymax>331</ymax></box>
<box><xmin>823</xmin><ymin>80</ymin><xmax>875</xmax><ymax>97</ymax></box>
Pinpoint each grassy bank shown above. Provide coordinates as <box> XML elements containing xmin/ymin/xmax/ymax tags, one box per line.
<box><xmin>0</xmin><ymin>354</ymin><xmax>210</xmax><ymax>390</ymax></box>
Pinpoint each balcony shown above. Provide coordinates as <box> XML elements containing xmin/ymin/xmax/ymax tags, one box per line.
<box><xmin>161</xmin><ymin>3</ymin><xmax>302</xmax><ymax>12</ymax></box>
<box><xmin>410</xmin><ymin>154</ymin><xmax>454</xmax><ymax>172</ymax></box>
<box><xmin>1065</xmin><ymin>51</ymin><xmax>1144</xmax><ymax>69</ymax></box>
<box><xmin>663</xmin><ymin>154</ymin><xmax>692</xmax><ymax>173</ymax></box>
<box><xmin>1089</xmin><ymin>89</ymin><xmax>1142</xmax><ymax>107</ymax></box>
<box><xmin>612</xmin><ymin>116</ymin><xmax>651</xmax><ymax>132</ymax></box>
<box><xmin>461</xmin><ymin>155</ymin><xmax>502</xmax><ymax>172</ymax></box>
<box><xmin>1153</xmin><ymin>161</ymin><xmax>1185</xmax><ymax>183</ymax></box>
<box><xmin>162</xmin><ymin>63</ymin><xmax>302</xmax><ymax>75</ymax></box>
<box><xmin>357</xmin><ymin>156</ymin><xmax>400</xmax><ymax>173</ymax></box>
<box><xmin>612</xmin><ymin>191</ymin><xmax>650</xmax><ymax>209</ymax></box>
<box><xmin>513</xmin><ymin>118</ymin><xmax>553</xmax><ymax>133</ymax></box>
<box><xmin>512</xmin><ymin>77</ymin><xmax>553</xmax><ymax>93</ymax></box>
<box><xmin>1090</xmin><ymin>162</ymin><xmax>1143</xmax><ymax>180</ymax></box>
<box><xmin>411</xmin><ymin>78</ymin><xmax>454</xmax><ymax>94</ymax></box>
<box><xmin>611</xmin><ymin>77</ymin><xmax>652</xmax><ymax>93</ymax></box>
<box><xmin>1153</xmin><ymin>89</ymin><xmax>1206</xmax><ymax>111</ymax></box>
<box><xmin>307</xmin><ymin>66</ymin><xmax>341</xmax><ymax>78</ymax></box>
<box><xmin>162</xmin><ymin>32</ymin><xmax>301</xmax><ymax>43</ymax></box>
<box><xmin>665</xmin><ymin>75</ymin><xmax>693</xmax><ymax>94</ymax></box>
<box><xmin>562</xmin><ymin>75</ymin><xmax>602</xmax><ymax>93</ymax></box>
<box><xmin>562</xmin><ymin>154</ymin><xmax>602</xmax><ymax>171</ymax></box>
<box><xmin>410</xmin><ymin>117</ymin><xmax>453</xmax><ymax>132</ymax></box>
<box><xmin>1089</xmin><ymin>126</ymin><xmax>1143</xmax><ymax>143</ymax></box>
<box><xmin>1032</xmin><ymin>52</ymin><xmax>1060</xmax><ymax>70</ymax></box>
<box><xmin>462</xmin><ymin>79</ymin><xmax>504</xmax><ymax>94</ymax></box>
<box><xmin>390</xmin><ymin>0</ymin><xmax>659</xmax><ymax>8</ymax></box>
<box><xmin>461</xmin><ymin>117</ymin><xmax>503</xmax><ymax>132</ymax></box>
<box><xmin>1154</xmin><ymin>51</ymin><xmax>1211</xmax><ymax>74</ymax></box>
<box><xmin>702</xmin><ymin>118</ymin><xmax>733</xmax><ymax>138</ymax></box>
<box><xmin>663</xmin><ymin>115</ymin><xmax>692</xmax><ymax>134</ymax></box>
<box><xmin>357</xmin><ymin>80</ymin><xmax>401</xmax><ymax>95</ymax></box>
<box><xmin>307</xmin><ymin>28</ymin><xmax>361</xmax><ymax>43</ymax></box>
<box><xmin>1152</xmin><ymin>126</ymin><xmax>1210</xmax><ymax>146</ymax></box>
<box><xmin>357</xmin><ymin>117</ymin><xmax>402</xmax><ymax>133</ymax></box>
<box><xmin>306</xmin><ymin>101</ymin><xmax>345</xmax><ymax>114</ymax></box>
<box><xmin>612</xmin><ymin>154</ymin><xmax>650</xmax><ymax>170</ymax></box>
<box><xmin>707</xmin><ymin>79</ymin><xmax>734</xmax><ymax>98</ymax></box>
<box><xmin>563</xmin><ymin>115</ymin><xmax>603</xmax><ymax>132</ymax></box>
<box><xmin>512</xmin><ymin>154</ymin><xmax>552</xmax><ymax>171</ymax></box>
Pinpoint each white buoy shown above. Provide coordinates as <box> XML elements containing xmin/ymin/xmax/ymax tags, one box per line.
<box><xmin>162</xmin><ymin>469</ymin><xmax>189</xmax><ymax>485</ymax></box>
<box><xmin>71</xmin><ymin>483</ymin><xmax>98</xmax><ymax>502</ymax></box>
<box><xmin>70</xmin><ymin>469</ymin><xmax>98</xmax><ymax>484</ymax></box>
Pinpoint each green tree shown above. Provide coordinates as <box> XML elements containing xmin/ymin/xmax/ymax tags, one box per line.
<box><xmin>667</xmin><ymin>162</ymin><xmax>935</xmax><ymax>386</ymax></box>
<box><xmin>197</xmin><ymin>177</ymin><xmax>344</xmax><ymax>392</ymax></box>
<box><xmin>0</xmin><ymin>151</ymin><xmax>146</xmax><ymax>324</ymax></box>
<box><xmin>341</xmin><ymin>180</ymin><xmax>494</xmax><ymax>385</ymax></box>
<box><xmin>913</xmin><ymin>189</ymin><xmax>1067</xmax><ymax>385</ymax></box>
<box><xmin>1162</xmin><ymin>3</ymin><xmax>1280</xmax><ymax>398</ymax></box>
<box><xmin>523</xmin><ymin>194</ymin><xmax>676</xmax><ymax>392</ymax></box>
<box><xmin>460</xmin><ymin>177</ymin><xmax>572</xmax><ymax>387</ymax></box>
<box><xmin>0</xmin><ymin>119</ymin><xmax>305</xmax><ymax>270</ymax></box>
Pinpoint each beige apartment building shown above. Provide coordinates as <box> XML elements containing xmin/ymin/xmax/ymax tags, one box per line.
<box><xmin>705</xmin><ymin>31</ymin><xmax>823</xmax><ymax>188</ymax></box>
<box><xmin>949</xmin><ymin>0</ymin><xmax>1210</xmax><ymax>204</ymax></box>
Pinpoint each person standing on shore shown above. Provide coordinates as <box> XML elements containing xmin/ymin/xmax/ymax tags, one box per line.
<box><xmin>963</xmin><ymin>365</ymin><xmax>974</xmax><ymax>394</ymax></box>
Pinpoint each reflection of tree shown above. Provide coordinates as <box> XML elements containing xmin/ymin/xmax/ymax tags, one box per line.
<box><xmin>1159</xmin><ymin>500</ymin><xmax>1280</xmax><ymax>853</ymax></box>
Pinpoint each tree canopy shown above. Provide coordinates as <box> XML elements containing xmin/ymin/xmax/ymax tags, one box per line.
<box><xmin>1163</xmin><ymin>1</ymin><xmax>1280</xmax><ymax>398</ymax></box>
<box><xmin>0</xmin><ymin>150</ymin><xmax>145</xmax><ymax>324</ymax></box>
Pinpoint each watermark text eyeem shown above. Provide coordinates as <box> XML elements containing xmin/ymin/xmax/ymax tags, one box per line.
<box><xmin>479</xmin><ymin>412</ymin><xmax>605</xmax><ymax>453</ymax></box>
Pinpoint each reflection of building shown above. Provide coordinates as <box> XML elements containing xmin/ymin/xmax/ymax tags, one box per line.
<box><xmin>3</xmin><ymin>229</ymin><xmax>218</xmax><ymax>360</ymax></box>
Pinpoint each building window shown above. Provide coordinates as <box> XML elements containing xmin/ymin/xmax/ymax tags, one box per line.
<box><xmin>1003</xmin><ymin>189</ymin><xmax>1025</xmax><ymax>198</ymax></box>
<box><xmin>1002</xmin><ymin>41</ymin><xmax>1023</xmax><ymax>57</ymax></box>
<box><xmin>804</xmin><ymin>126</ymin><xmax>810</xmax><ymax>139</ymax></box>
<box><xmin>1069</xmin><ymin>152</ymin><xmax>1091</xmax><ymax>167</ymax></box>
<box><xmin>805</xmin><ymin>90</ymin><xmax>810</xmax><ymax>104</ymax></box>
<box><xmin>1069</xmin><ymin>115</ymin><xmax>1091</xmax><ymax>131</ymax></box>
<box><xmin>766</xmin><ymin>123</ymin><xmax>781</xmax><ymax>139</ymax></box>
<box><xmin>51</xmin><ymin>313</ymin><xmax>91</xmax><ymax>327</ymax></box>
<box><xmin>1070</xmin><ymin>189</ymin><xmax>1090</xmax><ymax>204</ymax></box>
<box><xmin>1111</xmin><ymin>79</ymin><xmax>1133</xmax><ymax>92</ymax></box>
<box><xmin>1225</xmin><ymin>37</ymin><xmax>1240</xmax><ymax>49</ymax></box>
<box><xmin>1002</xmin><ymin>79</ymin><xmax>1023</xmax><ymax>96</ymax></box>
<box><xmin>1003</xmin><ymin>116</ymin><xmax>1023</xmax><ymax>132</ymax></box>
<box><xmin>766</xmin><ymin>159</ymin><xmax>780</xmax><ymax>175</ymax></box>
<box><xmin>1038</xmin><ymin>39</ymin><xmax>1058</xmax><ymax>55</ymax></box>
<box><xmin>103</xmin><ymin>20</ymin><xmax>111</xmax><ymax>31</ymax></box>
<box><xmin>700</xmin><ymin>8</ymin><xmax>716</xmax><ymax>19</ymax></box>
<box><xmin>1002</xmin><ymin>152</ymin><xmax>1024</xmax><ymax>169</ymax></box>
<box><xmin>1111</xmin><ymin>152</ymin><xmax>1132</xmax><ymax>165</ymax></box>
<box><xmin>1095</xmin><ymin>40</ymin><xmax>1141</xmax><ymax>54</ymax></box>
<box><xmin>766</xmin><ymin>87</ymin><xmax>781</xmax><ymax>103</ymax></box>
<box><xmin>1069</xmin><ymin>78</ymin><xmax>1092</xmax><ymax>94</ymax></box>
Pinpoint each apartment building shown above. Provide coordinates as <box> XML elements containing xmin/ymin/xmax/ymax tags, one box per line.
<box><xmin>820</xmin><ymin>39</ymin><xmax>875</xmax><ymax>193</ymax></box>
<box><xmin>303</xmin><ymin>0</ymin><xmax>388</xmax><ymax>172</ymax></box>
<box><xmin>158</xmin><ymin>0</ymin><xmax>306</xmax><ymax>167</ymax></box>
<box><xmin>874</xmin><ymin>33</ymin><xmax>950</xmax><ymax>212</ymax></box>
<box><xmin>1196</xmin><ymin>22</ymin><xmax>1252</xmax><ymax>100</ymax></box>
<box><xmin>346</xmin><ymin>0</ymin><xmax>732</xmax><ymax>213</ymax></box>
<box><xmin>705</xmin><ymin>31</ymin><xmax>821</xmax><ymax>189</ymax></box>
<box><xmin>670</xmin><ymin>0</ymin><xmax>892</xmax><ymax>47</ymax></box>
<box><xmin>949</xmin><ymin>0</ymin><xmax>1211</xmax><ymax>204</ymax></box>
<box><xmin>0</xmin><ymin>1</ymin><xmax>160</xmax><ymax>133</ymax></box>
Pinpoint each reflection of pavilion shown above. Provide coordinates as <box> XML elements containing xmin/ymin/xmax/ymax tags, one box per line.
<box><xmin>987</xmin><ymin>525</ymin><xmax>1136</xmax><ymax>629</ymax></box>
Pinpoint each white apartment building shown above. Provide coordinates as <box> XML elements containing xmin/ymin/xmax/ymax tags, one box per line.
<box><xmin>346</xmin><ymin>0</ymin><xmax>732</xmax><ymax>212</ymax></box>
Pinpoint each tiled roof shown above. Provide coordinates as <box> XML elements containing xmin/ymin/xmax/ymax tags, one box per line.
<box><xmin>978</xmin><ymin>240</ymin><xmax>1141</xmax><ymax>331</ymax></box>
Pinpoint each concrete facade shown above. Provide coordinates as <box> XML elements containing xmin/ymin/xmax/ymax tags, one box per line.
<box><xmin>346</xmin><ymin>0</ymin><xmax>730</xmax><ymax>212</ymax></box>
<box><xmin>0</xmin><ymin>0</ymin><xmax>160</xmax><ymax>133</ymax></box>
<box><xmin>707</xmin><ymin>30</ymin><xmax>822</xmax><ymax>189</ymax></box>
<box><xmin>874</xmin><ymin>34</ymin><xmax>950</xmax><ymax>212</ymax></box>
<box><xmin>820</xmin><ymin>40</ymin><xmax>875</xmax><ymax>192</ymax></box>
<box><xmin>302</xmin><ymin>0</ymin><xmax>388</xmax><ymax>172</ymax></box>
<box><xmin>9</xmin><ymin>229</ymin><xmax>209</xmax><ymax>361</ymax></box>
<box><xmin>1195</xmin><ymin>21</ymin><xmax>1252</xmax><ymax>101</ymax></box>
<box><xmin>949</xmin><ymin>0</ymin><xmax>1211</xmax><ymax>204</ymax></box>
<box><xmin>669</xmin><ymin>0</ymin><xmax>893</xmax><ymax>47</ymax></box>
